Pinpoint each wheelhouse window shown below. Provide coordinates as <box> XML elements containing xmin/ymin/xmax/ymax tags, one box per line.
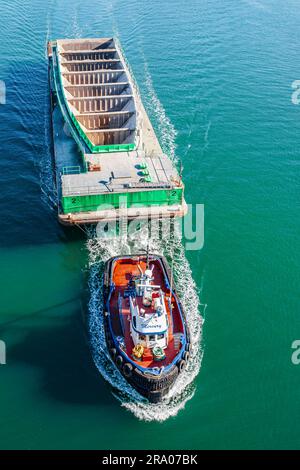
<box><xmin>157</xmin><ymin>334</ymin><xmax>164</xmax><ymax>340</ymax></box>
<box><xmin>149</xmin><ymin>335</ymin><xmax>156</xmax><ymax>342</ymax></box>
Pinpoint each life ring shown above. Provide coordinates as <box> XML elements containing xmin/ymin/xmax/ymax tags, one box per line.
<box><xmin>152</xmin><ymin>346</ymin><xmax>166</xmax><ymax>362</ymax></box>
<box><xmin>116</xmin><ymin>355</ymin><xmax>123</xmax><ymax>368</ymax></box>
<box><xmin>123</xmin><ymin>363</ymin><xmax>133</xmax><ymax>378</ymax></box>
<box><xmin>177</xmin><ymin>359</ymin><xmax>186</xmax><ymax>373</ymax></box>
<box><xmin>132</xmin><ymin>344</ymin><xmax>144</xmax><ymax>360</ymax></box>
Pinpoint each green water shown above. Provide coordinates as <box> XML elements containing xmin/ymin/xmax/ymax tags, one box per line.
<box><xmin>0</xmin><ymin>0</ymin><xmax>300</xmax><ymax>449</ymax></box>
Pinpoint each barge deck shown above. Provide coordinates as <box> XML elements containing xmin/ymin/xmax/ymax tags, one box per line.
<box><xmin>48</xmin><ymin>38</ymin><xmax>187</xmax><ymax>225</ymax></box>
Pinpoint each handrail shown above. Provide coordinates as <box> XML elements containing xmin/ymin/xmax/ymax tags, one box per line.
<box><xmin>61</xmin><ymin>181</ymin><xmax>179</xmax><ymax>197</ymax></box>
<box><xmin>60</xmin><ymin>48</ymin><xmax>117</xmax><ymax>55</ymax></box>
<box><xmin>68</xmin><ymin>94</ymin><xmax>133</xmax><ymax>101</ymax></box>
<box><xmin>77</xmin><ymin>110</ymin><xmax>134</xmax><ymax>117</ymax></box>
<box><xmin>118</xmin><ymin>293</ymin><xmax>125</xmax><ymax>336</ymax></box>
<box><xmin>85</xmin><ymin>127</ymin><xmax>132</xmax><ymax>134</ymax></box>
<box><xmin>157</xmin><ymin>257</ymin><xmax>188</xmax><ymax>342</ymax></box>
<box><xmin>65</xmin><ymin>82</ymin><xmax>130</xmax><ymax>88</ymax></box>
<box><xmin>62</xmin><ymin>69</ymin><xmax>125</xmax><ymax>75</ymax></box>
<box><xmin>61</xmin><ymin>59</ymin><xmax>120</xmax><ymax>64</ymax></box>
<box><xmin>62</xmin><ymin>165</ymin><xmax>81</xmax><ymax>175</ymax></box>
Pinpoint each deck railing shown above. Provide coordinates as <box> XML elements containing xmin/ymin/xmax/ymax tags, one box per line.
<box><xmin>61</xmin><ymin>180</ymin><xmax>177</xmax><ymax>197</ymax></box>
<box><xmin>62</xmin><ymin>165</ymin><xmax>81</xmax><ymax>175</ymax></box>
<box><xmin>118</xmin><ymin>293</ymin><xmax>125</xmax><ymax>336</ymax></box>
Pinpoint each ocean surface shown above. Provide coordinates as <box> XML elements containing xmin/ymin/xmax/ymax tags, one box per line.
<box><xmin>0</xmin><ymin>0</ymin><xmax>300</xmax><ymax>450</ymax></box>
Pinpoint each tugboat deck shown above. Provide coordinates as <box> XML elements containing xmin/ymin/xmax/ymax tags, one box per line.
<box><xmin>109</xmin><ymin>258</ymin><xmax>184</xmax><ymax>369</ymax></box>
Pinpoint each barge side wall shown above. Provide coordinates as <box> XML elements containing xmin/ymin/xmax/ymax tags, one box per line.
<box><xmin>62</xmin><ymin>188</ymin><xmax>183</xmax><ymax>213</ymax></box>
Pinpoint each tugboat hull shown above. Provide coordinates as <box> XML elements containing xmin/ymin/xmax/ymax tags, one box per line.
<box><xmin>103</xmin><ymin>254</ymin><xmax>190</xmax><ymax>403</ymax></box>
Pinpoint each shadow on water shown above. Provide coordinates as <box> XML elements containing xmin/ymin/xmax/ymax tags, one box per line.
<box><xmin>1</xmin><ymin>296</ymin><xmax>115</xmax><ymax>407</ymax></box>
<box><xmin>0</xmin><ymin>60</ymin><xmax>86</xmax><ymax>249</ymax></box>
<box><xmin>0</xmin><ymin>59</ymin><xmax>115</xmax><ymax>407</ymax></box>
<box><xmin>0</xmin><ymin>60</ymin><xmax>110</xmax><ymax>406</ymax></box>
<box><xmin>0</xmin><ymin>297</ymin><xmax>80</xmax><ymax>330</ymax></box>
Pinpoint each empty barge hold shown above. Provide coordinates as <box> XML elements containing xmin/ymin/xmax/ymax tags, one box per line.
<box><xmin>48</xmin><ymin>38</ymin><xmax>187</xmax><ymax>225</ymax></box>
<box><xmin>103</xmin><ymin>254</ymin><xmax>190</xmax><ymax>403</ymax></box>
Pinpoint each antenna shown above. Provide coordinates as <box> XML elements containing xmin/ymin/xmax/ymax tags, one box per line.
<box><xmin>146</xmin><ymin>241</ymin><xmax>150</xmax><ymax>269</ymax></box>
<box><xmin>179</xmin><ymin>161</ymin><xmax>184</xmax><ymax>180</ymax></box>
<box><xmin>170</xmin><ymin>259</ymin><xmax>174</xmax><ymax>316</ymax></box>
<box><xmin>169</xmin><ymin>236</ymin><xmax>175</xmax><ymax>321</ymax></box>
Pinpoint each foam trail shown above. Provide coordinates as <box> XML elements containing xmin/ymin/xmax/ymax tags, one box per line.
<box><xmin>243</xmin><ymin>0</ymin><xmax>271</xmax><ymax>12</ymax></box>
<box><xmin>142</xmin><ymin>62</ymin><xmax>177</xmax><ymax>162</ymax></box>
<box><xmin>40</xmin><ymin>10</ymin><xmax>57</xmax><ymax>211</ymax></box>
<box><xmin>44</xmin><ymin>10</ymin><xmax>51</xmax><ymax>60</ymax></box>
<box><xmin>69</xmin><ymin>8</ymin><xmax>83</xmax><ymax>39</ymax></box>
<box><xmin>40</xmin><ymin>77</ymin><xmax>57</xmax><ymax>211</ymax></box>
<box><xmin>202</xmin><ymin>119</ymin><xmax>211</xmax><ymax>154</ymax></box>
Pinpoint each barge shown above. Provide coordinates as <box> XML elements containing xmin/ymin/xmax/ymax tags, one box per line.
<box><xmin>103</xmin><ymin>254</ymin><xmax>190</xmax><ymax>402</ymax></box>
<box><xmin>47</xmin><ymin>38</ymin><xmax>187</xmax><ymax>226</ymax></box>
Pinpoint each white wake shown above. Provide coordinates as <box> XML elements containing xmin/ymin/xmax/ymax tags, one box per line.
<box><xmin>40</xmin><ymin>10</ymin><xmax>57</xmax><ymax>212</ymax></box>
<box><xmin>86</xmin><ymin>44</ymin><xmax>203</xmax><ymax>421</ymax></box>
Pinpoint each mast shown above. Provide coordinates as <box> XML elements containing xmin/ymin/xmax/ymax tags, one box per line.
<box><xmin>169</xmin><ymin>236</ymin><xmax>175</xmax><ymax>320</ymax></box>
<box><xmin>169</xmin><ymin>259</ymin><xmax>174</xmax><ymax>319</ymax></box>
<box><xmin>146</xmin><ymin>241</ymin><xmax>150</xmax><ymax>269</ymax></box>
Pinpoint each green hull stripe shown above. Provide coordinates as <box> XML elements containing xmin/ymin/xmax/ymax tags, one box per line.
<box><xmin>62</xmin><ymin>188</ymin><xmax>183</xmax><ymax>213</ymax></box>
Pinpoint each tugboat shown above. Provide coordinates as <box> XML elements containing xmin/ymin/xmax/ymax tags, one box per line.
<box><xmin>103</xmin><ymin>253</ymin><xmax>190</xmax><ymax>402</ymax></box>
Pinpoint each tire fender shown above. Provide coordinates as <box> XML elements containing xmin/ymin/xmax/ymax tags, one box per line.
<box><xmin>123</xmin><ymin>363</ymin><xmax>133</xmax><ymax>378</ymax></box>
<box><xmin>183</xmin><ymin>351</ymin><xmax>190</xmax><ymax>362</ymax></box>
<box><xmin>116</xmin><ymin>355</ymin><xmax>123</xmax><ymax>368</ymax></box>
<box><xmin>109</xmin><ymin>348</ymin><xmax>117</xmax><ymax>360</ymax></box>
<box><xmin>177</xmin><ymin>359</ymin><xmax>186</xmax><ymax>373</ymax></box>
